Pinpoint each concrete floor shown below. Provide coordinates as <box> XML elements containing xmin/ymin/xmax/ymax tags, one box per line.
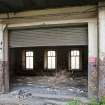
<box><xmin>0</xmin><ymin>76</ymin><xmax>88</xmax><ymax>105</ymax></box>
<box><xmin>12</xmin><ymin>76</ymin><xmax>88</xmax><ymax>96</ymax></box>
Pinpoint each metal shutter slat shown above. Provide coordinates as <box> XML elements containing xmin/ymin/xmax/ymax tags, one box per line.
<box><xmin>9</xmin><ymin>26</ymin><xmax>88</xmax><ymax>48</ymax></box>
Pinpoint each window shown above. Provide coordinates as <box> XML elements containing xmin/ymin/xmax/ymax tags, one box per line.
<box><xmin>70</xmin><ymin>50</ymin><xmax>80</xmax><ymax>70</ymax></box>
<box><xmin>47</xmin><ymin>51</ymin><xmax>56</xmax><ymax>69</ymax></box>
<box><xmin>25</xmin><ymin>51</ymin><xmax>34</xmax><ymax>69</ymax></box>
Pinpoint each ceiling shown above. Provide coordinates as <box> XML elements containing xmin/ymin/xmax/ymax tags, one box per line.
<box><xmin>0</xmin><ymin>0</ymin><xmax>97</xmax><ymax>13</ymax></box>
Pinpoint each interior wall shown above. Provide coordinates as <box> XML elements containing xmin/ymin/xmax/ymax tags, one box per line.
<box><xmin>9</xmin><ymin>46</ymin><xmax>88</xmax><ymax>77</ymax></box>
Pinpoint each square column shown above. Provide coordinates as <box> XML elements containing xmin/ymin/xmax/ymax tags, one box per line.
<box><xmin>88</xmin><ymin>20</ymin><xmax>98</xmax><ymax>98</ymax></box>
<box><xmin>0</xmin><ymin>24</ymin><xmax>9</xmax><ymax>93</ymax></box>
<box><xmin>98</xmin><ymin>1</ymin><xmax>105</xmax><ymax>97</ymax></box>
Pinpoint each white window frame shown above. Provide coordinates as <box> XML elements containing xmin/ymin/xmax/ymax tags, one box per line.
<box><xmin>25</xmin><ymin>51</ymin><xmax>34</xmax><ymax>70</ymax></box>
<box><xmin>44</xmin><ymin>50</ymin><xmax>56</xmax><ymax>70</ymax></box>
<box><xmin>69</xmin><ymin>49</ymin><xmax>81</xmax><ymax>70</ymax></box>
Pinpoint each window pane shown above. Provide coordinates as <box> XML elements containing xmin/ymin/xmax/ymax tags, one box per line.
<box><xmin>52</xmin><ymin>51</ymin><xmax>55</xmax><ymax>56</ymax></box>
<box><xmin>77</xmin><ymin>51</ymin><xmax>79</xmax><ymax>56</ymax></box>
<box><xmin>48</xmin><ymin>51</ymin><xmax>51</xmax><ymax>56</ymax></box>
<box><xmin>30</xmin><ymin>52</ymin><xmax>33</xmax><ymax>56</ymax></box>
<box><xmin>48</xmin><ymin>57</ymin><xmax>52</xmax><ymax>69</ymax></box>
<box><xmin>26</xmin><ymin>51</ymin><xmax>34</xmax><ymax>69</ymax></box>
<box><xmin>26</xmin><ymin>52</ymin><xmax>29</xmax><ymax>56</ymax></box>
<box><xmin>70</xmin><ymin>50</ymin><xmax>80</xmax><ymax>70</ymax></box>
<box><xmin>29</xmin><ymin>57</ymin><xmax>33</xmax><ymax>69</ymax></box>
<box><xmin>76</xmin><ymin>57</ymin><xmax>79</xmax><ymax>69</ymax></box>
<box><xmin>71</xmin><ymin>57</ymin><xmax>75</xmax><ymax>69</ymax></box>
<box><xmin>51</xmin><ymin>51</ymin><xmax>53</xmax><ymax>56</ymax></box>
<box><xmin>47</xmin><ymin>51</ymin><xmax>56</xmax><ymax>69</ymax></box>
<box><xmin>71</xmin><ymin>51</ymin><xmax>74</xmax><ymax>56</ymax></box>
<box><xmin>52</xmin><ymin>57</ymin><xmax>55</xmax><ymax>69</ymax></box>
<box><xmin>74</xmin><ymin>50</ymin><xmax>77</xmax><ymax>56</ymax></box>
<box><xmin>48</xmin><ymin>51</ymin><xmax>55</xmax><ymax>57</ymax></box>
<box><xmin>26</xmin><ymin>57</ymin><xmax>30</xmax><ymax>69</ymax></box>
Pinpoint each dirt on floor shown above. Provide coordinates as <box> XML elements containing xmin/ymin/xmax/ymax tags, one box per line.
<box><xmin>13</xmin><ymin>75</ymin><xmax>88</xmax><ymax>93</ymax></box>
<box><xmin>0</xmin><ymin>72</ymin><xmax>88</xmax><ymax>105</ymax></box>
<box><xmin>12</xmin><ymin>71</ymin><xmax>88</xmax><ymax>94</ymax></box>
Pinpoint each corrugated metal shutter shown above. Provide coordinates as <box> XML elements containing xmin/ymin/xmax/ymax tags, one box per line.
<box><xmin>9</xmin><ymin>26</ymin><xmax>88</xmax><ymax>48</ymax></box>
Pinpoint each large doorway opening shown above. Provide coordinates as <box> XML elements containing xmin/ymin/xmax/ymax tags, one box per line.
<box><xmin>9</xmin><ymin>25</ymin><xmax>88</xmax><ymax>98</ymax></box>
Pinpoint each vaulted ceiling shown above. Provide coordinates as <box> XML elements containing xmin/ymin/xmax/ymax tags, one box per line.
<box><xmin>0</xmin><ymin>0</ymin><xmax>97</xmax><ymax>13</ymax></box>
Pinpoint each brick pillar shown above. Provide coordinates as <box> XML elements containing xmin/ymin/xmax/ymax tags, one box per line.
<box><xmin>0</xmin><ymin>24</ymin><xmax>9</xmax><ymax>93</ymax></box>
<box><xmin>98</xmin><ymin>1</ymin><xmax>105</xmax><ymax>97</ymax></box>
<box><xmin>88</xmin><ymin>20</ymin><xmax>98</xmax><ymax>98</ymax></box>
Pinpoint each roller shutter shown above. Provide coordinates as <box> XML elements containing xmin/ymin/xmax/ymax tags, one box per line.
<box><xmin>9</xmin><ymin>26</ymin><xmax>88</xmax><ymax>48</ymax></box>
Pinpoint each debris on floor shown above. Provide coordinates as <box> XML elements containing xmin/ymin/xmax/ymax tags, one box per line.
<box><xmin>0</xmin><ymin>74</ymin><xmax>88</xmax><ymax>105</ymax></box>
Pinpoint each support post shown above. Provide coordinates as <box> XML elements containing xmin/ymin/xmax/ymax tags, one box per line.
<box><xmin>88</xmin><ymin>20</ymin><xmax>98</xmax><ymax>98</ymax></box>
<box><xmin>98</xmin><ymin>1</ymin><xmax>105</xmax><ymax>97</ymax></box>
<box><xmin>0</xmin><ymin>24</ymin><xmax>9</xmax><ymax>93</ymax></box>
